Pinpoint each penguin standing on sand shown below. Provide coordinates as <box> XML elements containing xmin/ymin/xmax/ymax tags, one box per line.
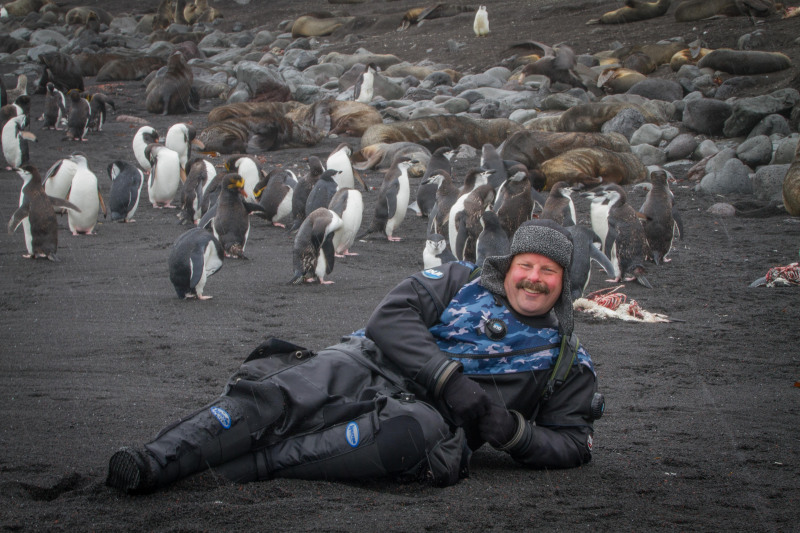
<box><xmin>2</xmin><ymin>115</ymin><xmax>36</xmax><ymax>170</ymax></box>
<box><xmin>145</xmin><ymin>144</ymin><xmax>182</xmax><ymax>208</ymax></box>
<box><xmin>360</xmin><ymin>158</ymin><xmax>414</xmax><ymax>241</ymax></box>
<box><xmin>353</xmin><ymin>63</ymin><xmax>377</xmax><ymax>104</ymax></box>
<box><xmin>413</xmin><ymin>147</ymin><xmax>455</xmax><ymax>218</ymax></box>
<box><xmin>133</xmin><ymin>126</ymin><xmax>159</xmax><ymax>174</ymax></box>
<box><xmin>306</xmin><ymin>168</ymin><xmax>340</xmax><ymax>217</ymax></box>
<box><xmin>427</xmin><ymin>171</ymin><xmax>460</xmax><ymax>235</ymax></box>
<box><xmin>473</xmin><ymin>5</ymin><xmax>489</xmax><ymax>36</ymax></box>
<box><xmin>289</xmin><ymin>156</ymin><xmax>325</xmax><ymax>232</ymax></box>
<box><xmin>291</xmin><ymin>207</ymin><xmax>343</xmax><ymax>285</ymax></box>
<box><xmin>43</xmin><ymin>156</ymin><xmax>78</xmax><ymax>211</ymax></box>
<box><xmin>67</xmin><ymin>153</ymin><xmax>106</xmax><ymax>235</ymax></box>
<box><xmin>585</xmin><ymin>184</ymin><xmax>652</xmax><ymax>288</ymax></box>
<box><xmin>179</xmin><ymin>157</ymin><xmax>216</xmax><ymax>225</ymax></box>
<box><xmin>88</xmin><ymin>93</ymin><xmax>115</xmax><ymax>132</ymax></box>
<box><xmin>41</xmin><ymin>82</ymin><xmax>66</xmax><ymax>130</ymax></box>
<box><xmin>423</xmin><ymin>233</ymin><xmax>457</xmax><ymax>269</ymax></box>
<box><xmin>454</xmin><ymin>183</ymin><xmax>495</xmax><ymax>262</ymax></box>
<box><xmin>326</xmin><ymin>143</ymin><xmax>364</xmax><ymax>191</ymax></box>
<box><xmin>211</xmin><ymin>173</ymin><xmax>265</xmax><ymax>258</ymax></box>
<box><xmin>108</xmin><ymin>161</ymin><xmax>144</xmax><ymax>223</ymax></box>
<box><xmin>566</xmin><ymin>225</ymin><xmax>616</xmax><ymax>300</ymax></box>
<box><xmin>475</xmin><ymin>210</ymin><xmax>510</xmax><ymax>267</ymax></box>
<box><xmin>65</xmin><ymin>89</ymin><xmax>90</xmax><ymax>141</ymax></box>
<box><xmin>225</xmin><ymin>155</ymin><xmax>261</xmax><ymax>202</ymax></box>
<box><xmin>447</xmin><ymin>168</ymin><xmax>493</xmax><ymax>251</ymax></box>
<box><xmin>494</xmin><ymin>169</ymin><xmax>533</xmax><ymax>237</ymax></box>
<box><xmin>168</xmin><ymin>227</ymin><xmax>224</xmax><ymax>300</ymax></box>
<box><xmin>328</xmin><ymin>187</ymin><xmax>363</xmax><ymax>257</ymax></box>
<box><xmin>254</xmin><ymin>168</ymin><xmax>297</xmax><ymax>228</ymax></box>
<box><xmin>540</xmin><ymin>181</ymin><xmax>576</xmax><ymax>227</ymax></box>
<box><xmin>8</xmin><ymin>164</ymin><xmax>80</xmax><ymax>261</ymax></box>
<box><xmin>480</xmin><ymin>143</ymin><xmax>506</xmax><ymax>190</ymax></box>
<box><xmin>165</xmin><ymin>123</ymin><xmax>200</xmax><ymax>168</ymax></box>
<box><xmin>640</xmin><ymin>169</ymin><xmax>683</xmax><ymax>265</ymax></box>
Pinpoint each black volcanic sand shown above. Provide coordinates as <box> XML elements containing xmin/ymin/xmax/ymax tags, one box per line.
<box><xmin>1</xmin><ymin>1</ymin><xmax>799</xmax><ymax>531</ymax></box>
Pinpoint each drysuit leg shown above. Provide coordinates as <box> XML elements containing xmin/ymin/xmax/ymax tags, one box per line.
<box><xmin>216</xmin><ymin>394</ymin><xmax>468</xmax><ymax>487</ymax></box>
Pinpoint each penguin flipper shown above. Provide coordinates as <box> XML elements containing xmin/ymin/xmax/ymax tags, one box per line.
<box><xmin>48</xmin><ymin>196</ymin><xmax>81</xmax><ymax>213</ymax></box>
<box><xmin>427</xmin><ymin>203</ymin><xmax>439</xmax><ymax>234</ymax></box>
<box><xmin>589</xmin><ymin>245</ymin><xmax>616</xmax><ymax>277</ymax></box>
<box><xmin>748</xmin><ymin>276</ymin><xmax>768</xmax><ymax>288</ymax></box>
<box><xmin>198</xmin><ymin>204</ymin><xmax>217</xmax><ymax>229</ymax></box>
<box><xmin>321</xmin><ymin>236</ymin><xmax>336</xmax><ymax>275</ymax></box>
<box><xmin>243</xmin><ymin>201</ymin><xmax>267</xmax><ymax>214</ymax></box>
<box><xmin>385</xmin><ymin>179</ymin><xmax>400</xmax><ymax>219</ymax></box>
<box><xmin>7</xmin><ymin>205</ymin><xmax>30</xmax><ymax>233</ymax></box>
<box><xmin>604</xmin><ymin>219</ymin><xmax>619</xmax><ymax>258</ymax></box>
<box><xmin>188</xmin><ymin>245</ymin><xmax>207</xmax><ymax>289</ymax></box>
<box><xmin>454</xmin><ymin>211</ymin><xmax>469</xmax><ymax>261</ymax></box>
<box><xmin>353</xmin><ymin>73</ymin><xmax>364</xmax><ymax>100</ymax></box>
<box><xmin>673</xmin><ymin>208</ymin><xmax>685</xmax><ymax>239</ymax></box>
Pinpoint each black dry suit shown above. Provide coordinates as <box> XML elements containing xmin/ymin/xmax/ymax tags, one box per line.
<box><xmin>140</xmin><ymin>262</ymin><xmax>598</xmax><ymax>489</ymax></box>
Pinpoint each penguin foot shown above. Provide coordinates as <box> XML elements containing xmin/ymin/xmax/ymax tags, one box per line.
<box><xmin>387</xmin><ymin>236</ymin><xmax>403</xmax><ymax>242</ymax></box>
<box><xmin>319</xmin><ymin>280</ymin><xmax>334</xmax><ymax>285</ymax></box>
<box><xmin>272</xmin><ymin>222</ymin><xmax>286</xmax><ymax>229</ymax></box>
<box><xmin>197</xmin><ymin>294</ymin><xmax>213</xmax><ymax>300</ymax></box>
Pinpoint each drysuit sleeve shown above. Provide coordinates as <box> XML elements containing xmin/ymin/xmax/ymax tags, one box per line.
<box><xmin>364</xmin><ymin>262</ymin><xmax>474</xmax><ymax>400</ymax></box>
<box><xmin>502</xmin><ymin>362</ymin><xmax>597</xmax><ymax>468</ymax></box>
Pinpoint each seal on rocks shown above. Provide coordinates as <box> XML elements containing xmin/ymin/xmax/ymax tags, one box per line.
<box><xmin>145</xmin><ymin>52</ymin><xmax>197</xmax><ymax>115</ymax></box>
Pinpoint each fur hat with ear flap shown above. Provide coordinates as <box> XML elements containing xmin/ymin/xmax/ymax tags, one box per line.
<box><xmin>479</xmin><ymin>219</ymin><xmax>575</xmax><ymax>336</ymax></box>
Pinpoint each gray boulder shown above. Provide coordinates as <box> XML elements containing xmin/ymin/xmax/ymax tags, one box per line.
<box><xmin>747</xmin><ymin>114</ymin><xmax>791</xmax><ymax>139</ymax></box>
<box><xmin>723</xmin><ymin>88</ymin><xmax>800</xmax><ymax>138</ymax></box>
<box><xmin>697</xmin><ymin>158</ymin><xmax>753</xmax><ymax>195</ymax></box>
<box><xmin>770</xmin><ymin>135</ymin><xmax>800</xmax><ymax>164</ymax></box>
<box><xmin>626</xmin><ymin>78</ymin><xmax>683</xmax><ymax>102</ymax></box>
<box><xmin>751</xmin><ymin>164</ymin><xmax>789</xmax><ymax>203</ymax></box>
<box><xmin>683</xmin><ymin>98</ymin><xmax>732</xmax><ymax>135</ymax></box>
<box><xmin>600</xmin><ymin>107</ymin><xmax>646</xmax><ymax>140</ymax></box>
<box><xmin>665</xmin><ymin>133</ymin><xmax>699</xmax><ymax>161</ymax></box>
<box><xmin>735</xmin><ymin>135</ymin><xmax>772</xmax><ymax>168</ymax></box>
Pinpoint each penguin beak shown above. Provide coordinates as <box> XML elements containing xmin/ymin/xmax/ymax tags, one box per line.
<box><xmin>239</xmin><ymin>188</ymin><xmax>248</xmax><ymax>198</ymax></box>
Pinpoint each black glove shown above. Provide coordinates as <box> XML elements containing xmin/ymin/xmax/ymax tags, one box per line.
<box><xmin>478</xmin><ymin>403</ymin><xmax>519</xmax><ymax>449</ymax></box>
<box><xmin>441</xmin><ymin>372</ymin><xmax>490</xmax><ymax>424</ymax></box>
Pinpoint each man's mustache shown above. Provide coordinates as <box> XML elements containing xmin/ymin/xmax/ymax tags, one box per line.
<box><xmin>516</xmin><ymin>280</ymin><xmax>550</xmax><ymax>294</ymax></box>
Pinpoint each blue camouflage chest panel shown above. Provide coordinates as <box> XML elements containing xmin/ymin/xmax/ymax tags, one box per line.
<box><xmin>429</xmin><ymin>278</ymin><xmax>593</xmax><ymax>375</ymax></box>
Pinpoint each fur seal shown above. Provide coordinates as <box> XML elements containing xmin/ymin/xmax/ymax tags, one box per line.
<box><xmin>400</xmin><ymin>4</ymin><xmax>474</xmax><ymax>30</ymax></box>
<box><xmin>145</xmin><ymin>52</ymin><xmax>197</xmax><ymax>115</ymax></box>
<box><xmin>675</xmin><ymin>0</ymin><xmax>778</xmax><ymax>22</ymax></box>
<box><xmin>557</xmin><ymin>102</ymin><xmax>664</xmax><ymax>132</ymax></box>
<box><xmin>541</xmin><ymin>147</ymin><xmax>648</xmax><ymax>191</ymax></box>
<box><xmin>354</xmin><ymin>142</ymin><xmax>430</xmax><ymax>174</ymax></box>
<box><xmin>519</xmin><ymin>43</ymin><xmax>586</xmax><ymax>89</ymax></box>
<box><xmin>499</xmin><ymin>131</ymin><xmax>631</xmax><ymax>176</ymax></box>
<box><xmin>198</xmin><ymin>116</ymin><xmax>325</xmax><ymax>154</ymax></box>
<box><xmin>96</xmin><ymin>57</ymin><xmax>165</xmax><ymax>82</ymax></box>
<box><xmin>597</xmin><ymin>67</ymin><xmax>647</xmax><ymax>94</ymax></box>
<box><xmin>782</xmin><ymin>138</ymin><xmax>800</xmax><ymax>216</ymax></box>
<box><xmin>587</xmin><ymin>0</ymin><xmax>671</xmax><ymax>25</ymax></box>
<box><xmin>1</xmin><ymin>0</ymin><xmax>46</xmax><ymax>18</ymax></box>
<box><xmin>65</xmin><ymin>6</ymin><xmax>113</xmax><ymax>28</ymax></box>
<box><xmin>291</xmin><ymin>14</ymin><xmax>355</xmax><ymax>38</ymax></box>
<box><xmin>361</xmin><ymin>115</ymin><xmax>522</xmax><ymax>152</ymax></box>
<box><xmin>36</xmin><ymin>52</ymin><xmax>84</xmax><ymax>94</ymax></box>
<box><xmin>183</xmin><ymin>0</ymin><xmax>223</xmax><ymax>24</ymax></box>
<box><xmin>696</xmin><ymin>49</ymin><xmax>792</xmax><ymax>75</ymax></box>
<box><xmin>207</xmin><ymin>102</ymin><xmax>302</xmax><ymax>124</ymax></box>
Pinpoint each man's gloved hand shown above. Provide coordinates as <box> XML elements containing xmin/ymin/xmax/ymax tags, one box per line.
<box><xmin>441</xmin><ymin>372</ymin><xmax>490</xmax><ymax>424</ymax></box>
<box><xmin>478</xmin><ymin>403</ymin><xmax>520</xmax><ymax>449</ymax></box>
